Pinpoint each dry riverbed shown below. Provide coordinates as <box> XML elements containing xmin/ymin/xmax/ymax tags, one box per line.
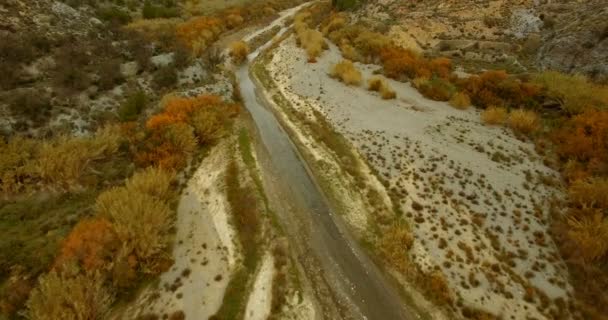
<box><xmin>258</xmin><ymin>34</ymin><xmax>574</xmax><ymax>319</ymax></box>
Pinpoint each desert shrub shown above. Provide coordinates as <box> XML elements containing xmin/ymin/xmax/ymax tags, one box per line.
<box><xmin>201</xmin><ymin>47</ymin><xmax>224</xmax><ymax>70</ymax></box>
<box><xmin>191</xmin><ymin>108</ymin><xmax>225</xmax><ymax>143</ymax></box>
<box><xmin>25</xmin><ymin>269</ymin><xmax>114</xmax><ymax>320</ymax></box>
<box><xmin>533</xmin><ymin>71</ymin><xmax>608</xmax><ymax>115</ymax></box>
<box><xmin>428</xmin><ymin>58</ymin><xmax>452</xmax><ymax>79</ymax></box>
<box><xmin>330</xmin><ymin>60</ymin><xmax>362</xmax><ymax>86</ymax></box>
<box><xmin>481</xmin><ymin>106</ymin><xmax>508</xmax><ymax>125</ymax></box>
<box><xmin>36</xmin><ymin>126</ymin><xmax>122</xmax><ymax>189</ymax></box>
<box><xmin>368</xmin><ymin>76</ymin><xmax>396</xmax><ymax>99</ymax></box>
<box><xmin>415</xmin><ymin>77</ymin><xmax>456</xmax><ymax>101</ymax></box>
<box><xmin>119</xmin><ymin>91</ymin><xmax>148</xmax><ymax>121</ymax></box>
<box><xmin>354</xmin><ymin>31</ymin><xmax>391</xmax><ymax>62</ymax></box>
<box><xmin>165</xmin><ymin>123</ymin><xmax>198</xmax><ymax>154</ymax></box>
<box><xmin>380</xmin><ymin>46</ymin><xmax>429</xmax><ymax>81</ymax></box>
<box><xmin>321</xmin><ymin>14</ymin><xmax>347</xmax><ymax>35</ymax></box>
<box><xmin>9</xmin><ymin>91</ymin><xmax>52</xmax><ymax>125</ymax></box>
<box><xmin>299</xmin><ymin>29</ymin><xmax>325</xmax><ymax>62</ymax></box>
<box><xmin>0</xmin><ymin>268</ymin><xmax>34</xmax><ymax>318</ymax></box>
<box><xmin>566</xmin><ymin>213</ymin><xmax>608</xmax><ymax>262</ymax></box>
<box><xmin>126</xmin><ymin>166</ymin><xmax>175</xmax><ymax>201</ymax></box>
<box><xmin>142</xmin><ymin>1</ymin><xmax>179</xmax><ymax>19</ymax></box>
<box><xmin>97</xmin><ymin>5</ymin><xmax>132</xmax><ymax>25</ymax></box>
<box><xmin>226</xmin><ymin>14</ymin><xmax>244</xmax><ymax>29</ymax></box>
<box><xmin>553</xmin><ymin>109</ymin><xmax>608</xmax><ymax>173</ymax></box>
<box><xmin>97</xmin><ymin>59</ymin><xmax>125</xmax><ymax>90</ymax></box>
<box><xmin>96</xmin><ymin>187</ymin><xmax>172</xmax><ymax>263</ymax></box>
<box><xmin>339</xmin><ymin>42</ymin><xmax>362</xmax><ymax>62</ymax></box>
<box><xmin>0</xmin><ymin>137</ymin><xmax>40</xmax><ymax>194</ymax></box>
<box><xmin>53</xmin><ymin>218</ymin><xmax>119</xmax><ymax>272</ymax></box>
<box><xmin>176</xmin><ymin>17</ymin><xmax>224</xmax><ymax>55</ymax></box>
<box><xmin>569</xmin><ymin>178</ymin><xmax>608</xmax><ymax>209</ymax></box>
<box><xmin>229</xmin><ymin>41</ymin><xmax>249</xmax><ymax>65</ymax></box>
<box><xmin>449</xmin><ymin>92</ymin><xmax>471</xmax><ymax>109</ymax></box>
<box><xmin>153</xmin><ymin>64</ymin><xmax>178</xmax><ymax>89</ymax></box>
<box><xmin>379</xmin><ymin>221</ymin><xmax>413</xmax><ymax>273</ymax></box>
<box><xmin>426</xmin><ymin>271</ymin><xmax>453</xmax><ymax>305</ymax></box>
<box><xmin>508</xmin><ymin>109</ymin><xmax>539</xmax><ymax>135</ymax></box>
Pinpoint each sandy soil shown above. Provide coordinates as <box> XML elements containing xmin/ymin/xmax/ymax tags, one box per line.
<box><xmin>266</xmin><ymin>36</ymin><xmax>573</xmax><ymax>319</ymax></box>
<box><xmin>117</xmin><ymin>142</ymin><xmax>239</xmax><ymax>319</ymax></box>
<box><xmin>244</xmin><ymin>251</ymin><xmax>275</xmax><ymax>320</ymax></box>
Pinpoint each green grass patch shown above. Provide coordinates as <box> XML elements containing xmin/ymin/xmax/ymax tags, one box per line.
<box><xmin>0</xmin><ymin>191</ymin><xmax>99</xmax><ymax>281</ymax></box>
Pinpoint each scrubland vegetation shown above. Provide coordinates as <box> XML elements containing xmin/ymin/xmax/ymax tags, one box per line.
<box><xmin>294</xmin><ymin>10</ymin><xmax>328</xmax><ymax>62</ymax></box>
<box><xmin>318</xmin><ymin>13</ymin><xmax>608</xmax><ymax>318</ymax></box>
<box><xmin>0</xmin><ymin>91</ymin><xmax>238</xmax><ymax>318</ymax></box>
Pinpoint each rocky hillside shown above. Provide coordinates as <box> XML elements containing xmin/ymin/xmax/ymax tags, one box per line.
<box><xmin>356</xmin><ymin>0</ymin><xmax>608</xmax><ymax>82</ymax></box>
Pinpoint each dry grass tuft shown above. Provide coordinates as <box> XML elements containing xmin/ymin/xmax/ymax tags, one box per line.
<box><xmin>229</xmin><ymin>40</ymin><xmax>249</xmax><ymax>65</ymax></box>
<box><xmin>330</xmin><ymin>60</ymin><xmax>362</xmax><ymax>86</ymax></box>
<box><xmin>368</xmin><ymin>76</ymin><xmax>396</xmax><ymax>99</ymax></box>
<box><xmin>533</xmin><ymin>71</ymin><xmax>608</xmax><ymax>115</ymax></box>
<box><xmin>508</xmin><ymin>109</ymin><xmax>539</xmax><ymax>135</ymax></box>
<box><xmin>481</xmin><ymin>106</ymin><xmax>508</xmax><ymax>125</ymax></box>
<box><xmin>449</xmin><ymin>92</ymin><xmax>471</xmax><ymax>110</ymax></box>
<box><xmin>566</xmin><ymin>213</ymin><xmax>608</xmax><ymax>262</ymax></box>
<box><xmin>569</xmin><ymin>178</ymin><xmax>608</xmax><ymax>209</ymax></box>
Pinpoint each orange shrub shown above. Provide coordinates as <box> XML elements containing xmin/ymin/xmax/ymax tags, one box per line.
<box><xmin>54</xmin><ymin>218</ymin><xmax>118</xmax><ymax>272</ymax></box>
<box><xmin>508</xmin><ymin>109</ymin><xmax>539</xmax><ymax>135</ymax></box>
<box><xmin>428</xmin><ymin>57</ymin><xmax>452</xmax><ymax>79</ymax></box>
<box><xmin>176</xmin><ymin>17</ymin><xmax>224</xmax><ymax>55</ymax></box>
<box><xmin>330</xmin><ymin>60</ymin><xmax>362</xmax><ymax>85</ymax></box>
<box><xmin>380</xmin><ymin>46</ymin><xmax>421</xmax><ymax>80</ymax></box>
<box><xmin>553</xmin><ymin>109</ymin><xmax>608</xmax><ymax>176</ymax></box>
<box><xmin>481</xmin><ymin>106</ymin><xmax>508</xmax><ymax>125</ymax></box>
<box><xmin>229</xmin><ymin>40</ymin><xmax>249</xmax><ymax>65</ymax></box>
<box><xmin>449</xmin><ymin>92</ymin><xmax>471</xmax><ymax>109</ymax></box>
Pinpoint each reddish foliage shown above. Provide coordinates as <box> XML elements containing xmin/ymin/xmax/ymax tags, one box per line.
<box><xmin>553</xmin><ymin>109</ymin><xmax>608</xmax><ymax>177</ymax></box>
<box><xmin>54</xmin><ymin>218</ymin><xmax>118</xmax><ymax>272</ymax></box>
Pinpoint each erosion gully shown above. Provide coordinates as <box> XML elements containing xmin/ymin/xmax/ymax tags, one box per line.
<box><xmin>235</xmin><ymin>3</ymin><xmax>418</xmax><ymax>320</ymax></box>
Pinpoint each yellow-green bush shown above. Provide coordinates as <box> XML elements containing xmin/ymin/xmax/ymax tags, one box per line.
<box><xmin>126</xmin><ymin>166</ymin><xmax>175</xmax><ymax>201</ymax></box>
<box><xmin>449</xmin><ymin>92</ymin><xmax>471</xmax><ymax>110</ymax></box>
<box><xmin>533</xmin><ymin>71</ymin><xmax>608</xmax><ymax>115</ymax></box>
<box><xmin>229</xmin><ymin>40</ymin><xmax>249</xmax><ymax>65</ymax></box>
<box><xmin>330</xmin><ymin>60</ymin><xmax>362</xmax><ymax>85</ymax></box>
<box><xmin>25</xmin><ymin>269</ymin><xmax>113</xmax><ymax>320</ymax></box>
<box><xmin>481</xmin><ymin>106</ymin><xmax>508</xmax><ymax>125</ymax></box>
<box><xmin>368</xmin><ymin>76</ymin><xmax>396</xmax><ymax>99</ymax></box>
<box><xmin>191</xmin><ymin>107</ymin><xmax>225</xmax><ymax>143</ymax></box>
<box><xmin>165</xmin><ymin>123</ymin><xmax>198</xmax><ymax>155</ymax></box>
<box><xmin>95</xmin><ymin>187</ymin><xmax>172</xmax><ymax>263</ymax></box>
<box><xmin>508</xmin><ymin>109</ymin><xmax>539</xmax><ymax>135</ymax></box>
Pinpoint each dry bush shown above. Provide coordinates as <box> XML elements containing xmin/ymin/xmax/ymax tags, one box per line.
<box><xmin>415</xmin><ymin>77</ymin><xmax>456</xmax><ymax>101</ymax></box>
<box><xmin>36</xmin><ymin>126</ymin><xmax>121</xmax><ymax>189</ymax></box>
<box><xmin>176</xmin><ymin>17</ymin><xmax>224</xmax><ymax>55</ymax></box>
<box><xmin>569</xmin><ymin>178</ymin><xmax>608</xmax><ymax>209</ymax></box>
<box><xmin>126</xmin><ymin>166</ymin><xmax>175</xmax><ymax>201</ymax></box>
<box><xmin>380</xmin><ymin>46</ymin><xmax>428</xmax><ymax>81</ymax></box>
<box><xmin>368</xmin><ymin>76</ymin><xmax>396</xmax><ymax>99</ymax></box>
<box><xmin>379</xmin><ymin>222</ymin><xmax>413</xmax><ymax>273</ymax></box>
<box><xmin>566</xmin><ymin>213</ymin><xmax>608</xmax><ymax>262</ymax></box>
<box><xmin>165</xmin><ymin>123</ymin><xmax>198</xmax><ymax>154</ymax></box>
<box><xmin>508</xmin><ymin>109</ymin><xmax>539</xmax><ymax>135</ymax></box>
<box><xmin>53</xmin><ymin>218</ymin><xmax>119</xmax><ymax>272</ymax></box>
<box><xmin>229</xmin><ymin>40</ymin><xmax>249</xmax><ymax>65</ymax></box>
<box><xmin>321</xmin><ymin>14</ymin><xmax>347</xmax><ymax>35</ymax></box>
<box><xmin>481</xmin><ymin>106</ymin><xmax>508</xmax><ymax>125</ymax></box>
<box><xmin>0</xmin><ymin>137</ymin><xmax>39</xmax><ymax>194</ymax></box>
<box><xmin>449</xmin><ymin>92</ymin><xmax>471</xmax><ymax>109</ymax></box>
<box><xmin>191</xmin><ymin>108</ymin><xmax>225</xmax><ymax>143</ymax></box>
<box><xmin>330</xmin><ymin>60</ymin><xmax>362</xmax><ymax>86</ymax></box>
<box><xmin>354</xmin><ymin>31</ymin><xmax>391</xmax><ymax>62</ymax></box>
<box><xmin>339</xmin><ymin>41</ymin><xmax>362</xmax><ymax>62</ymax></box>
<box><xmin>300</xmin><ymin>29</ymin><xmax>325</xmax><ymax>62</ymax></box>
<box><xmin>428</xmin><ymin>57</ymin><xmax>452</xmax><ymax>79</ymax></box>
<box><xmin>553</xmin><ymin>109</ymin><xmax>608</xmax><ymax>170</ymax></box>
<box><xmin>95</xmin><ymin>187</ymin><xmax>172</xmax><ymax>263</ymax></box>
<box><xmin>25</xmin><ymin>269</ymin><xmax>113</xmax><ymax>320</ymax></box>
<box><xmin>533</xmin><ymin>71</ymin><xmax>608</xmax><ymax>115</ymax></box>
<box><xmin>226</xmin><ymin>14</ymin><xmax>244</xmax><ymax>29</ymax></box>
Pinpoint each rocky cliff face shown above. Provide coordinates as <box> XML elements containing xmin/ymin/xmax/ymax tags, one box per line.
<box><xmin>356</xmin><ymin>0</ymin><xmax>607</xmax><ymax>81</ymax></box>
<box><xmin>536</xmin><ymin>0</ymin><xmax>608</xmax><ymax>82</ymax></box>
